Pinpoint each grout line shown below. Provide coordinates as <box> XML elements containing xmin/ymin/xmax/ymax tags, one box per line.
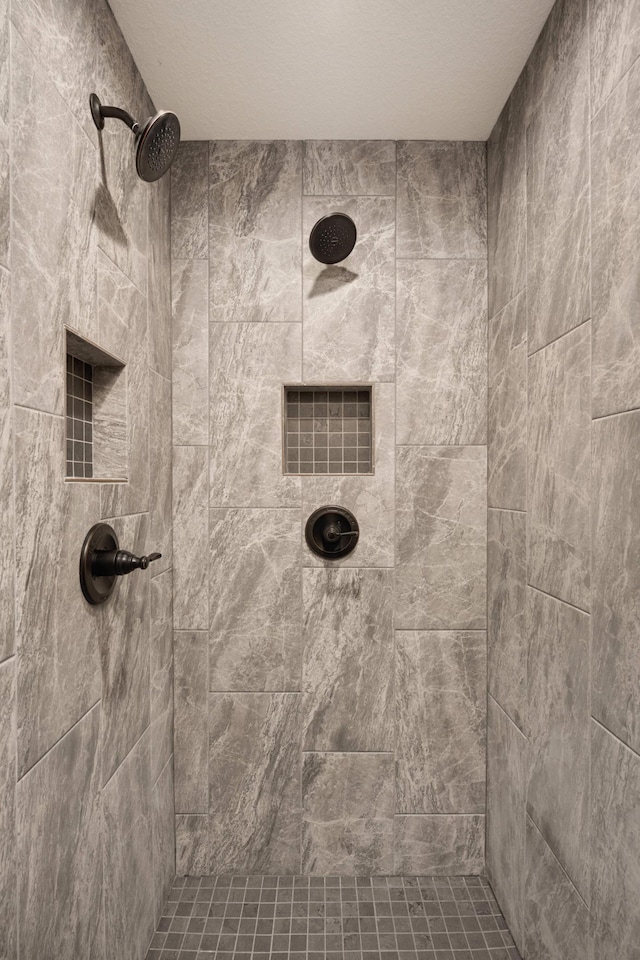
<box><xmin>527</xmin><ymin>582</ymin><xmax>590</xmax><ymax>617</ymax></box>
<box><xmin>487</xmin><ymin>693</ymin><xmax>528</xmax><ymax>740</ymax></box>
<box><xmin>526</xmin><ymin>315</ymin><xmax>591</xmax><ymax>360</ymax></box>
<box><xmin>591</xmin><ymin>715</ymin><xmax>640</xmax><ymax>763</ymax></box>
<box><xmin>16</xmin><ymin>699</ymin><xmax>101</xmax><ymax>783</ymax></box>
<box><xmin>526</xmin><ymin>814</ymin><xmax>590</xmax><ymax>913</ymax></box>
<box><xmin>592</xmin><ymin>404</ymin><xmax>640</xmax><ymax>423</ymax></box>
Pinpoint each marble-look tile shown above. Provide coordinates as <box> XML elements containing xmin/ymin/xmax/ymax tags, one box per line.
<box><xmin>149</xmin><ymin>369</ymin><xmax>172</xmax><ymax>574</ymax></box>
<box><xmin>209</xmin><ymin>323</ymin><xmax>301</xmax><ymax>507</ymax></box>
<box><xmin>303</xmin><ymin>568</ymin><xmax>394</xmax><ymax>751</ymax></box>
<box><xmin>528</xmin><ymin>324</ymin><xmax>590</xmax><ymax>610</ymax></box>
<box><xmin>148</xmin><ymin>175</ymin><xmax>172</xmax><ymax>380</ymax></box>
<box><xmin>486</xmin><ymin>697</ymin><xmax>527</xmax><ymax>954</ymax></box>
<box><xmin>173</xmin><ymin>446</ymin><xmax>208</xmax><ymax>630</ymax></box>
<box><xmin>175</xmin><ymin>815</ymin><xmax>210</xmax><ymax>875</ymax></box>
<box><xmin>487</xmin><ymin>72</ymin><xmax>527</xmax><ymax>318</ymax></box>
<box><xmin>0</xmin><ymin>659</ymin><xmax>16</xmax><ymax>960</ymax></box>
<box><xmin>171</xmin><ymin>141</ymin><xmax>209</xmax><ymax>259</ymax></box>
<box><xmin>302</xmin><ymin>382</ymin><xmax>395</xmax><ymax>569</ymax></box>
<box><xmin>100</xmin><ymin>513</ymin><xmax>150</xmax><ymax>784</ymax></box>
<box><xmin>172</xmin><ymin>259</ymin><xmax>209</xmax><ymax>445</ymax></box>
<box><xmin>525</xmin><ymin>0</ymin><xmax>590</xmax><ymax>353</ymax></box>
<box><xmin>174</xmin><ymin>631</ymin><xmax>208</xmax><ymax>813</ymax></box>
<box><xmin>397</xmin><ymin>141</ymin><xmax>487</xmax><ymax>259</ymax></box>
<box><xmin>151</xmin><ymin>758</ymin><xmax>175</xmax><ymax>926</ymax></box>
<box><xmin>14</xmin><ymin>407</ymin><xmax>101</xmax><ymax>777</ymax></box>
<box><xmin>394</xmin><ymin>815</ymin><xmax>485</xmax><ymax>875</ymax></box>
<box><xmin>303</xmin><ymin>140</ymin><xmax>396</xmax><ymax>196</ymax></box>
<box><xmin>590</xmin><ymin>0</ymin><xmax>640</xmax><ymax>116</ymax></box>
<box><xmin>95</xmin><ymin>5</ymin><xmax>148</xmax><ymax>295</ymax></box>
<box><xmin>592</xmin><ymin>57</ymin><xmax>640</xmax><ymax>417</ymax></box>
<box><xmin>11</xmin><ymin>27</ymin><xmax>96</xmax><ymax>414</ymax></box>
<box><xmin>302</xmin><ymin>195</ymin><xmax>395</xmax><ymax>382</ymax></box>
<box><xmin>0</xmin><ymin>0</ymin><xmax>8</xmax><ymax>125</ymax></box>
<box><xmin>524</xmin><ymin>817</ymin><xmax>589</xmax><ymax>960</ymax></box>
<box><xmin>397</xmin><ymin>259</ymin><xmax>487</xmax><ymax>445</ymax></box>
<box><xmin>396</xmin><ymin>631</ymin><xmax>486</xmax><ymax>814</ymax></box>
<box><xmin>208</xmin><ymin>693</ymin><xmax>302</xmax><ymax>874</ymax></box>
<box><xmin>396</xmin><ymin>446</ymin><xmax>487</xmax><ymax>630</ymax></box>
<box><xmin>11</xmin><ymin>0</ymin><xmax>97</xmax><ymax>141</ymax></box>
<box><xmin>98</xmin><ymin>251</ymin><xmax>150</xmax><ymax>519</ymax></box>
<box><xmin>103</xmin><ymin>730</ymin><xmax>154</xmax><ymax>960</ymax></box>
<box><xmin>0</xmin><ymin>266</ymin><xmax>13</xmax><ymax>662</ymax></box>
<box><xmin>150</xmin><ymin>571</ymin><xmax>173</xmax><ymax>784</ymax></box>
<box><xmin>302</xmin><ymin>753</ymin><xmax>394</xmax><ymax>875</ymax></box>
<box><xmin>209</xmin><ymin>141</ymin><xmax>301</xmax><ymax>323</ymax></box>
<box><xmin>488</xmin><ymin>291</ymin><xmax>527</xmax><ymax>510</ymax></box>
<box><xmin>526</xmin><ymin>588</ymin><xmax>590</xmax><ymax>901</ymax></box>
<box><xmin>592</xmin><ymin>410</ymin><xmax>640</xmax><ymax>754</ymax></box>
<box><xmin>17</xmin><ymin>705</ymin><xmax>102</xmax><ymax>960</ymax></box>
<box><xmin>591</xmin><ymin>721</ymin><xmax>640</xmax><ymax>960</ymax></box>
<box><xmin>210</xmin><ymin>509</ymin><xmax>302</xmax><ymax>692</ymax></box>
<box><xmin>487</xmin><ymin>509</ymin><xmax>526</xmax><ymax>731</ymax></box>
<box><xmin>0</xmin><ymin>116</ymin><xmax>8</xmax><ymax>269</ymax></box>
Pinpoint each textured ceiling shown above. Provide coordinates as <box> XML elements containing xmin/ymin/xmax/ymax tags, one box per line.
<box><xmin>108</xmin><ymin>0</ymin><xmax>556</xmax><ymax>141</ymax></box>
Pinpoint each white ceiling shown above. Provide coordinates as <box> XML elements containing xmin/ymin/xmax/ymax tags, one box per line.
<box><xmin>108</xmin><ymin>0</ymin><xmax>556</xmax><ymax>141</ymax></box>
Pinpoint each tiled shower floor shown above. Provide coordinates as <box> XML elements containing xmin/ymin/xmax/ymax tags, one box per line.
<box><xmin>146</xmin><ymin>875</ymin><xmax>521</xmax><ymax>960</ymax></box>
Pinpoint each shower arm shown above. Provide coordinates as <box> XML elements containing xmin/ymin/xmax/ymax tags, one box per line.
<box><xmin>90</xmin><ymin>94</ymin><xmax>139</xmax><ymax>134</ymax></box>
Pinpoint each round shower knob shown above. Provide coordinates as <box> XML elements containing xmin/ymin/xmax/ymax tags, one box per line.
<box><xmin>305</xmin><ymin>506</ymin><xmax>359</xmax><ymax>560</ymax></box>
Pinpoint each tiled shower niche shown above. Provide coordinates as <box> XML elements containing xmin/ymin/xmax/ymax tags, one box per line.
<box><xmin>284</xmin><ymin>386</ymin><xmax>373</xmax><ymax>475</ymax></box>
<box><xmin>66</xmin><ymin>354</ymin><xmax>94</xmax><ymax>478</ymax></box>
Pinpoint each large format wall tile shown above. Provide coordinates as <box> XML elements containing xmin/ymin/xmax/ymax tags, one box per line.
<box><xmin>173</xmin><ymin>446</ymin><xmax>208</xmax><ymax>630</ymax></box>
<box><xmin>397</xmin><ymin>259</ymin><xmax>487</xmax><ymax>445</ymax></box>
<box><xmin>592</xmin><ymin>410</ymin><xmax>640</xmax><ymax>754</ymax></box>
<box><xmin>302</xmin><ymin>195</ymin><xmax>395</xmax><ymax>382</ymax></box>
<box><xmin>527</xmin><ymin>588</ymin><xmax>590</xmax><ymax>900</ymax></box>
<box><xmin>17</xmin><ymin>705</ymin><xmax>102</xmax><ymax>960</ymax></box>
<box><xmin>591</xmin><ymin>721</ymin><xmax>640</xmax><ymax>960</ymax></box>
<box><xmin>301</xmin><ymin>382</ymin><xmax>395</xmax><ymax>569</ymax></box>
<box><xmin>487</xmin><ymin>509</ymin><xmax>526</xmax><ymax>730</ymax></box>
<box><xmin>0</xmin><ymin>659</ymin><xmax>16</xmax><ymax>960</ymax></box>
<box><xmin>149</xmin><ymin>369</ymin><xmax>172</xmax><ymax>574</ymax></box>
<box><xmin>209</xmin><ymin>323</ymin><xmax>301</xmax><ymax>507</ymax></box>
<box><xmin>487</xmin><ymin>72</ymin><xmax>527</xmax><ymax>319</ymax></box>
<box><xmin>209</xmin><ymin>141</ymin><xmax>301</xmax><ymax>323</ymax></box>
<box><xmin>590</xmin><ymin>0</ymin><xmax>640</xmax><ymax>116</ymax></box>
<box><xmin>397</xmin><ymin>141</ymin><xmax>487</xmax><ymax>258</ymax></box>
<box><xmin>11</xmin><ymin>27</ymin><xmax>95</xmax><ymax>415</ymax></box>
<box><xmin>524</xmin><ymin>817</ymin><xmax>589</xmax><ymax>960</ymax></box>
<box><xmin>528</xmin><ymin>323</ymin><xmax>590</xmax><ymax>610</ymax></box>
<box><xmin>14</xmin><ymin>407</ymin><xmax>101</xmax><ymax>777</ymax></box>
<box><xmin>171</xmin><ymin>141</ymin><xmax>209</xmax><ymax>260</ymax></box>
<box><xmin>0</xmin><ymin>266</ymin><xmax>12</xmax><ymax>662</ymax></box>
<box><xmin>302</xmin><ymin>753</ymin><xmax>394</xmax><ymax>875</ymax></box>
<box><xmin>103</xmin><ymin>730</ymin><xmax>154</xmax><ymax>960</ymax></box>
<box><xmin>303</xmin><ymin>140</ymin><xmax>396</xmax><ymax>196</ymax></box>
<box><xmin>150</xmin><ymin>571</ymin><xmax>173</xmax><ymax>785</ymax></box>
<box><xmin>396</xmin><ymin>446</ymin><xmax>486</xmax><ymax>630</ymax></box>
<box><xmin>592</xmin><ymin>57</ymin><xmax>640</xmax><ymax>417</ymax></box>
<box><xmin>303</xmin><ymin>568</ymin><xmax>393</xmax><ymax>751</ymax></box>
<box><xmin>148</xmin><ymin>175</ymin><xmax>172</xmax><ymax>380</ymax></box>
<box><xmin>151</xmin><ymin>758</ymin><xmax>175</xmax><ymax>926</ymax></box>
<box><xmin>488</xmin><ymin>291</ymin><xmax>527</xmax><ymax>510</ymax></box>
<box><xmin>172</xmin><ymin>258</ymin><xmax>209</xmax><ymax>445</ymax></box>
<box><xmin>174</xmin><ymin>631</ymin><xmax>208</xmax><ymax>813</ymax></box>
<box><xmin>394</xmin><ymin>815</ymin><xmax>485</xmax><ymax>875</ymax></box>
<box><xmin>208</xmin><ymin>693</ymin><xmax>302</xmax><ymax>873</ymax></box>
<box><xmin>209</xmin><ymin>509</ymin><xmax>302</xmax><ymax>692</ymax></box>
<box><xmin>487</xmin><ymin>698</ymin><xmax>527</xmax><ymax>954</ymax></box>
<box><xmin>0</xmin><ymin>0</ymin><xmax>9</xmax><ymax>267</ymax></box>
<box><xmin>525</xmin><ymin>0</ymin><xmax>590</xmax><ymax>353</ymax></box>
<box><xmin>100</xmin><ymin>513</ymin><xmax>150</xmax><ymax>784</ymax></box>
<box><xmin>396</xmin><ymin>631</ymin><xmax>486</xmax><ymax>814</ymax></box>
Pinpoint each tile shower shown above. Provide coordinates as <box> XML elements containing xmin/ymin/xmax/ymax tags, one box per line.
<box><xmin>0</xmin><ymin>0</ymin><xmax>639</xmax><ymax>959</ymax></box>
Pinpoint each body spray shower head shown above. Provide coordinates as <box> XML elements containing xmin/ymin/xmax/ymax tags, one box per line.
<box><xmin>90</xmin><ymin>93</ymin><xmax>180</xmax><ymax>182</ymax></box>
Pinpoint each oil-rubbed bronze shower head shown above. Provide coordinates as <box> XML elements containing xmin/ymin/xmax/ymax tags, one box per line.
<box><xmin>90</xmin><ymin>93</ymin><xmax>180</xmax><ymax>182</ymax></box>
<box><xmin>309</xmin><ymin>213</ymin><xmax>357</xmax><ymax>264</ymax></box>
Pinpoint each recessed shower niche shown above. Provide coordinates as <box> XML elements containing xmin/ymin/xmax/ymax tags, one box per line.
<box><xmin>65</xmin><ymin>328</ymin><xmax>127</xmax><ymax>481</ymax></box>
<box><xmin>283</xmin><ymin>385</ymin><xmax>373</xmax><ymax>475</ymax></box>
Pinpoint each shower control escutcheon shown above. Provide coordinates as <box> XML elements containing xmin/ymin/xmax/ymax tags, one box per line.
<box><xmin>305</xmin><ymin>506</ymin><xmax>359</xmax><ymax>560</ymax></box>
<box><xmin>79</xmin><ymin>522</ymin><xmax>162</xmax><ymax>605</ymax></box>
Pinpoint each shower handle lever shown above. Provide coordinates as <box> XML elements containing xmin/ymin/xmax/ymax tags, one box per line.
<box><xmin>92</xmin><ymin>548</ymin><xmax>162</xmax><ymax>578</ymax></box>
<box><xmin>322</xmin><ymin>522</ymin><xmax>359</xmax><ymax>542</ymax></box>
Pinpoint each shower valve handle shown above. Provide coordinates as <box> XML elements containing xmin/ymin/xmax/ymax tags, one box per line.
<box><xmin>92</xmin><ymin>548</ymin><xmax>162</xmax><ymax>578</ymax></box>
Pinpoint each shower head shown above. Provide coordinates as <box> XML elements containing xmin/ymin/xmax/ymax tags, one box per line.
<box><xmin>309</xmin><ymin>213</ymin><xmax>357</xmax><ymax>264</ymax></box>
<box><xmin>90</xmin><ymin>93</ymin><xmax>180</xmax><ymax>182</ymax></box>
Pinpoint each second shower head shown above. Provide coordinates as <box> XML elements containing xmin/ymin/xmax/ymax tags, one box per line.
<box><xmin>90</xmin><ymin>93</ymin><xmax>180</xmax><ymax>182</ymax></box>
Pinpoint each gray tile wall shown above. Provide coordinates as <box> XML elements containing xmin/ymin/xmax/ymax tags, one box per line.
<box><xmin>0</xmin><ymin>0</ymin><xmax>174</xmax><ymax>955</ymax></box>
<box><xmin>486</xmin><ymin>0</ymin><xmax>640</xmax><ymax>953</ymax></box>
<box><xmin>171</xmin><ymin>138</ymin><xmax>487</xmax><ymax>874</ymax></box>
